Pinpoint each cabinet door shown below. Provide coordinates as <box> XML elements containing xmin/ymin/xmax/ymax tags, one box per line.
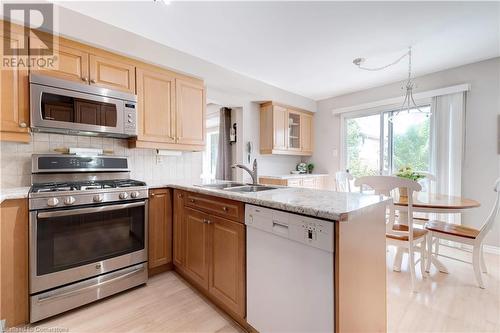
<box><xmin>173</xmin><ymin>190</ymin><xmax>185</xmax><ymax>267</ymax></box>
<box><xmin>184</xmin><ymin>207</ymin><xmax>210</xmax><ymax>289</ymax></box>
<box><xmin>208</xmin><ymin>215</ymin><xmax>245</xmax><ymax>317</ymax></box>
<box><xmin>0</xmin><ymin>199</ymin><xmax>29</xmax><ymax>327</ymax></box>
<box><xmin>287</xmin><ymin>110</ymin><xmax>301</xmax><ymax>151</ymax></box>
<box><xmin>136</xmin><ymin>68</ymin><xmax>175</xmax><ymax>143</ymax></box>
<box><xmin>89</xmin><ymin>54</ymin><xmax>135</xmax><ymax>93</ymax></box>
<box><xmin>30</xmin><ymin>36</ymin><xmax>89</xmax><ymax>83</ymax></box>
<box><xmin>273</xmin><ymin>105</ymin><xmax>287</xmax><ymax>150</ymax></box>
<box><xmin>287</xmin><ymin>179</ymin><xmax>303</xmax><ymax>187</ymax></box>
<box><xmin>0</xmin><ymin>28</ymin><xmax>30</xmax><ymax>141</ymax></box>
<box><xmin>148</xmin><ymin>188</ymin><xmax>172</xmax><ymax>269</ymax></box>
<box><xmin>300</xmin><ymin>113</ymin><xmax>313</xmax><ymax>154</ymax></box>
<box><xmin>175</xmin><ymin>79</ymin><xmax>205</xmax><ymax>146</ymax></box>
<box><xmin>302</xmin><ymin>177</ymin><xmax>316</xmax><ymax>189</ymax></box>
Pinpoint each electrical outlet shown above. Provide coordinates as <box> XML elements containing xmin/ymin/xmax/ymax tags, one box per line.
<box><xmin>156</xmin><ymin>155</ymin><xmax>163</xmax><ymax>165</ymax></box>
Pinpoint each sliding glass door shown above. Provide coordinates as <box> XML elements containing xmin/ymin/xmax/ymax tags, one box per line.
<box><xmin>344</xmin><ymin>106</ymin><xmax>431</xmax><ymax>177</ymax></box>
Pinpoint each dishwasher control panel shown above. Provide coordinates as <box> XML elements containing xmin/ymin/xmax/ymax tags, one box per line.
<box><xmin>245</xmin><ymin>204</ymin><xmax>334</xmax><ymax>252</ymax></box>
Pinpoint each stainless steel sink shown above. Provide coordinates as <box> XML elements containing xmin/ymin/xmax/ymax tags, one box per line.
<box><xmin>196</xmin><ymin>182</ymin><xmax>247</xmax><ymax>190</ymax></box>
<box><xmin>224</xmin><ymin>185</ymin><xmax>278</xmax><ymax>193</ymax></box>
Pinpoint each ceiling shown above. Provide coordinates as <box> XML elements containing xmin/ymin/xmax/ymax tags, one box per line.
<box><xmin>55</xmin><ymin>1</ymin><xmax>500</xmax><ymax>100</ymax></box>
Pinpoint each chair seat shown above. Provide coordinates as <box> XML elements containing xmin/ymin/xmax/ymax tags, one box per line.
<box><xmin>425</xmin><ymin>220</ymin><xmax>480</xmax><ymax>239</ymax></box>
<box><xmin>386</xmin><ymin>224</ymin><xmax>428</xmax><ymax>241</ymax></box>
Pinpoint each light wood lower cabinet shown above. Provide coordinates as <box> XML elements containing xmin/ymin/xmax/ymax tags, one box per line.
<box><xmin>208</xmin><ymin>214</ymin><xmax>245</xmax><ymax>317</ymax></box>
<box><xmin>259</xmin><ymin>175</ymin><xmax>333</xmax><ymax>190</ymax></box>
<box><xmin>148</xmin><ymin>188</ymin><xmax>173</xmax><ymax>275</ymax></box>
<box><xmin>174</xmin><ymin>190</ymin><xmax>246</xmax><ymax>323</ymax></box>
<box><xmin>0</xmin><ymin>22</ymin><xmax>30</xmax><ymax>143</ymax></box>
<box><xmin>0</xmin><ymin>199</ymin><xmax>29</xmax><ymax>327</ymax></box>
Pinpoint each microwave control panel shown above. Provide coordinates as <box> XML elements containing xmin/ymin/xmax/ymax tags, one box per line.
<box><xmin>123</xmin><ymin>102</ymin><xmax>138</xmax><ymax>135</ymax></box>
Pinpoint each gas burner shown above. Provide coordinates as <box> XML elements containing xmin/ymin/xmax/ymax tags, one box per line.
<box><xmin>31</xmin><ymin>183</ymin><xmax>78</xmax><ymax>193</ymax></box>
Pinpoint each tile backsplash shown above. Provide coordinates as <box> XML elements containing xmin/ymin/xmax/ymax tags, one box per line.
<box><xmin>0</xmin><ymin>133</ymin><xmax>203</xmax><ymax>188</ymax></box>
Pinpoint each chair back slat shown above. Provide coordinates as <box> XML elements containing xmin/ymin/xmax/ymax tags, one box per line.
<box><xmin>477</xmin><ymin>178</ymin><xmax>500</xmax><ymax>241</ymax></box>
<box><xmin>354</xmin><ymin>176</ymin><xmax>422</xmax><ymax>242</ymax></box>
<box><xmin>335</xmin><ymin>171</ymin><xmax>354</xmax><ymax>192</ymax></box>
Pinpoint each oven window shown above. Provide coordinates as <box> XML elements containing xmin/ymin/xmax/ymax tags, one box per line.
<box><xmin>36</xmin><ymin>204</ymin><xmax>145</xmax><ymax>275</ymax></box>
<box><xmin>41</xmin><ymin>93</ymin><xmax>117</xmax><ymax>127</ymax></box>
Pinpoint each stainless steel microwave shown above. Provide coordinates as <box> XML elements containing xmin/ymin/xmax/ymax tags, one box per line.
<box><xmin>30</xmin><ymin>74</ymin><xmax>138</xmax><ymax>138</ymax></box>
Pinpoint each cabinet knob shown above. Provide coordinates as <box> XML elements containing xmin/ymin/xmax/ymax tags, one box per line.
<box><xmin>222</xmin><ymin>206</ymin><xmax>228</xmax><ymax>212</ymax></box>
<box><xmin>204</xmin><ymin>219</ymin><xmax>212</xmax><ymax>224</ymax></box>
<box><xmin>190</xmin><ymin>199</ymin><xmax>195</xmax><ymax>203</ymax></box>
<box><xmin>90</xmin><ymin>79</ymin><xmax>96</xmax><ymax>84</ymax></box>
<box><xmin>178</xmin><ymin>194</ymin><xmax>183</xmax><ymax>198</ymax></box>
<box><xmin>19</xmin><ymin>122</ymin><xmax>27</xmax><ymax>128</ymax></box>
<box><xmin>82</xmin><ymin>77</ymin><xmax>89</xmax><ymax>82</ymax></box>
<box><xmin>150</xmin><ymin>193</ymin><xmax>155</xmax><ymax>197</ymax></box>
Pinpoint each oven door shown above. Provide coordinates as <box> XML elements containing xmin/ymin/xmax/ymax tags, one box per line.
<box><xmin>29</xmin><ymin>201</ymin><xmax>148</xmax><ymax>294</ymax></box>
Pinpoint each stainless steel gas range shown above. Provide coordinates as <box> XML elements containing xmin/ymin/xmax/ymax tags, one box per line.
<box><xmin>28</xmin><ymin>154</ymin><xmax>148</xmax><ymax>323</ymax></box>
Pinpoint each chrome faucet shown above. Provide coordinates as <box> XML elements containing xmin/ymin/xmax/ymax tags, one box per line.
<box><xmin>232</xmin><ymin>159</ymin><xmax>258</xmax><ymax>185</ymax></box>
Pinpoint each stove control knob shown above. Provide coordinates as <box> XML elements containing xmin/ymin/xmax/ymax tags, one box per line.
<box><xmin>130</xmin><ymin>191</ymin><xmax>140</xmax><ymax>199</ymax></box>
<box><xmin>119</xmin><ymin>192</ymin><xmax>128</xmax><ymax>200</ymax></box>
<box><xmin>64</xmin><ymin>196</ymin><xmax>76</xmax><ymax>205</ymax></box>
<box><xmin>47</xmin><ymin>197</ymin><xmax>59</xmax><ymax>207</ymax></box>
<box><xmin>93</xmin><ymin>194</ymin><xmax>104</xmax><ymax>203</ymax></box>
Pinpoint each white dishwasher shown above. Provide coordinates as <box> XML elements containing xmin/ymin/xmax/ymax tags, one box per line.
<box><xmin>245</xmin><ymin>204</ymin><xmax>334</xmax><ymax>333</ymax></box>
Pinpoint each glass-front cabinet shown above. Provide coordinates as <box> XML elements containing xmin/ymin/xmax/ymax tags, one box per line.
<box><xmin>260</xmin><ymin>101</ymin><xmax>314</xmax><ymax>156</ymax></box>
<box><xmin>287</xmin><ymin>111</ymin><xmax>301</xmax><ymax>150</ymax></box>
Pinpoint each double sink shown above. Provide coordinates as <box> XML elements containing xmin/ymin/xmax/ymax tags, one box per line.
<box><xmin>198</xmin><ymin>182</ymin><xmax>278</xmax><ymax>193</ymax></box>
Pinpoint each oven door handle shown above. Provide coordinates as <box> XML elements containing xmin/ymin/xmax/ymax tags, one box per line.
<box><xmin>37</xmin><ymin>201</ymin><xmax>146</xmax><ymax>219</ymax></box>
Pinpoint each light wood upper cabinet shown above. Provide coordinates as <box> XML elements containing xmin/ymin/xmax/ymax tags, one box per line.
<box><xmin>300</xmin><ymin>112</ymin><xmax>313</xmax><ymax>154</ymax></box>
<box><xmin>260</xmin><ymin>101</ymin><xmax>314</xmax><ymax>156</ymax></box>
<box><xmin>148</xmin><ymin>188</ymin><xmax>172</xmax><ymax>272</ymax></box>
<box><xmin>89</xmin><ymin>54</ymin><xmax>135</xmax><ymax>93</ymax></box>
<box><xmin>30</xmin><ymin>35</ymin><xmax>89</xmax><ymax>83</ymax></box>
<box><xmin>136</xmin><ymin>67</ymin><xmax>175</xmax><ymax>143</ymax></box>
<box><xmin>273</xmin><ymin>105</ymin><xmax>287</xmax><ymax>150</ymax></box>
<box><xmin>175</xmin><ymin>79</ymin><xmax>205</xmax><ymax>146</ymax></box>
<box><xmin>208</xmin><ymin>215</ymin><xmax>245</xmax><ymax>318</ymax></box>
<box><xmin>0</xmin><ymin>25</ymin><xmax>30</xmax><ymax>142</ymax></box>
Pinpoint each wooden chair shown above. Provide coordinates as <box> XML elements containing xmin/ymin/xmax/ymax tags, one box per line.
<box><xmin>355</xmin><ymin>176</ymin><xmax>426</xmax><ymax>292</ymax></box>
<box><xmin>335</xmin><ymin>171</ymin><xmax>354</xmax><ymax>192</ymax></box>
<box><xmin>425</xmin><ymin>178</ymin><xmax>500</xmax><ymax>288</ymax></box>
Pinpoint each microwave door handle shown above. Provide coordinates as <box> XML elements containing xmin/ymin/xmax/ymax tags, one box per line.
<box><xmin>37</xmin><ymin>201</ymin><xmax>146</xmax><ymax>219</ymax></box>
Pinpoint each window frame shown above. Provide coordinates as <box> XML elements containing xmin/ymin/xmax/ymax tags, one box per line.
<box><xmin>340</xmin><ymin>97</ymin><xmax>432</xmax><ymax>176</ymax></box>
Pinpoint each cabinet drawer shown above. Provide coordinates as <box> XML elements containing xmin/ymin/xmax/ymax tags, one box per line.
<box><xmin>185</xmin><ymin>192</ymin><xmax>244</xmax><ymax>223</ymax></box>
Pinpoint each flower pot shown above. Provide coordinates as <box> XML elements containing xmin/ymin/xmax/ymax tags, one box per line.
<box><xmin>399</xmin><ymin>187</ymin><xmax>408</xmax><ymax>198</ymax></box>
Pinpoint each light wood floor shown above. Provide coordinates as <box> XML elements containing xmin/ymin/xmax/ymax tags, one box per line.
<box><xmin>34</xmin><ymin>246</ymin><xmax>500</xmax><ymax>333</ymax></box>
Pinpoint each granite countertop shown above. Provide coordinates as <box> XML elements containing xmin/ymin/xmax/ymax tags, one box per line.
<box><xmin>259</xmin><ymin>174</ymin><xmax>329</xmax><ymax>180</ymax></box>
<box><xmin>0</xmin><ymin>181</ymin><xmax>390</xmax><ymax>222</ymax></box>
<box><xmin>0</xmin><ymin>187</ymin><xmax>31</xmax><ymax>203</ymax></box>
<box><xmin>149</xmin><ymin>180</ymin><xmax>389</xmax><ymax>222</ymax></box>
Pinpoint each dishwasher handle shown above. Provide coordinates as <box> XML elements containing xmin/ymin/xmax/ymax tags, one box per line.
<box><xmin>272</xmin><ymin>220</ymin><xmax>289</xmax><ymax>237</ymax></box>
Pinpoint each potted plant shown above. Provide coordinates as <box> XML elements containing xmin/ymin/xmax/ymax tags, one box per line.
<box><xmin>307</xmin><ymin>163</ymin><xmax>314</xmax><ymax>174</ymax></box>
<box><xmin>395</xmin><ymin>166</ymin><xmax>425</xmax><ymax>197</ymax></box>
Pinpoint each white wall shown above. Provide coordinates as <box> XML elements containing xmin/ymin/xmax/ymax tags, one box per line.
<box><xmin>49</xmin><ymin>6</ymin><xmax>316</xmax><ymax>112</ymax></box>
<box><xmin>313</xmin><ymin>57</ymin><xmax>500</xmax><ymax>246</ymax></box>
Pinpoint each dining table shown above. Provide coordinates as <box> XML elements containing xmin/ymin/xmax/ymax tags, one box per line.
<box><xmin>391</xmin><ymin>191</ymin><xmax>481</xmax><ymax>273</ymax></box>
